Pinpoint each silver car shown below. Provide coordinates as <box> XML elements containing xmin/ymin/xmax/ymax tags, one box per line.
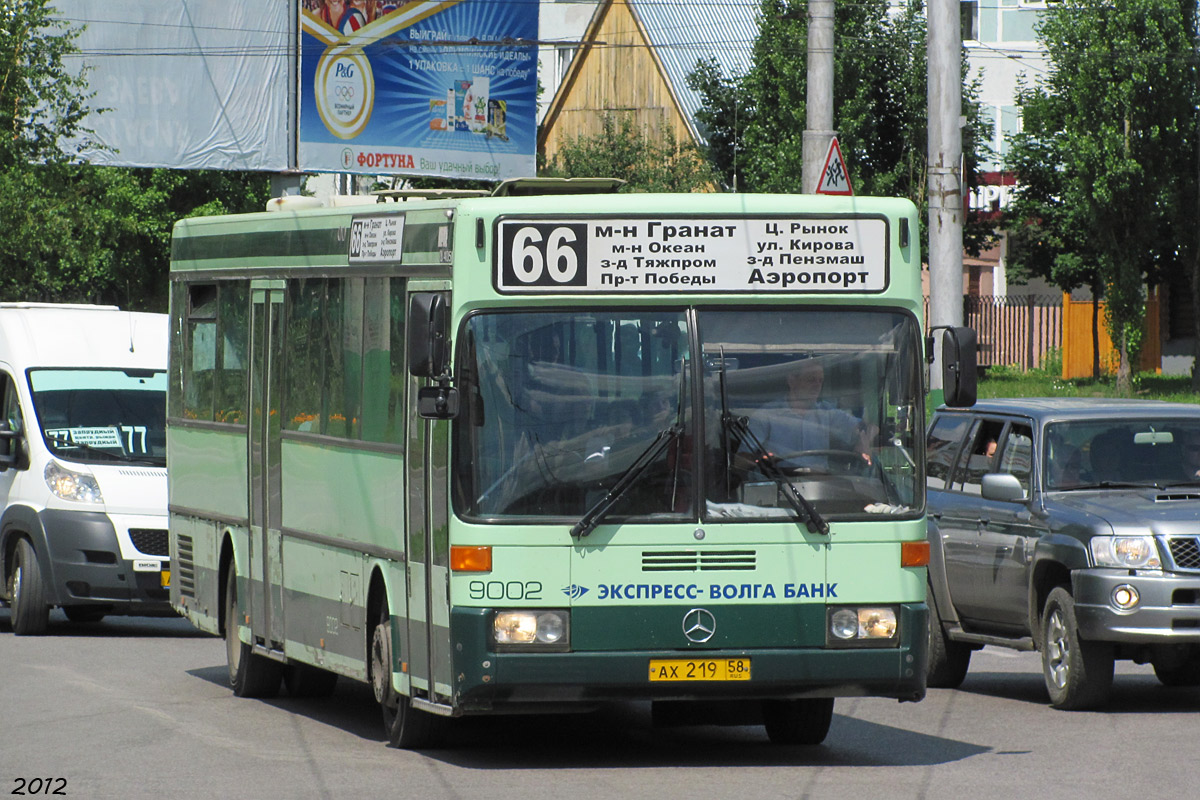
<box><xmin>926</xmin><ymin>398</ymin><xmax>1200</xmax><ymax>709</ymax></box>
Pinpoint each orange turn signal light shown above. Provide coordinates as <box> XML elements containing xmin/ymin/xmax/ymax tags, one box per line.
<box><xmin>450</xmin><ymin>545</ymin><xmax>493</xmax><ymax>572</ymax></box>
<box><xmin>901</xmin><ymin>540</ymin><xmax>930</xmax><ymax>568</ymax></box>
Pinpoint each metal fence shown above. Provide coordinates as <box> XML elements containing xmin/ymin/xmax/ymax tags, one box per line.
<box><xmin>926</xmin><ymin>295</ymin><xmax>1064</xmax><ymax>371</ymax></box>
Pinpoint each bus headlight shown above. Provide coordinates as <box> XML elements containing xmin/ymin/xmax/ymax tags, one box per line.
<box><xmin>1090</xmin><ymin>536</ymin><xmax>1161</xmax><ymax>570</ymax></box>
<box><xmin>45</xmin><ymin>461</ymin><xmax>104</xmax><ymax>504</ymax></box>
<box><xmin>826</xmin><ymin>606</ymin><xmax>899</xmax><ymax>647</ymax></box>
<box><xmin>493</xmin><ymin>610</ymin><xmax>570</xmax><ymax>651</ymax></box>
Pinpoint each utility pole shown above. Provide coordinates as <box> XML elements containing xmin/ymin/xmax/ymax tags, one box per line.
<box><xmin>927</xmin><ymin>0</ymin><xmax>964</xmax><ymax>393</ymax></box>
<box><xmin>802</xmin><ymin>0</ymin><xmax>835</xmax><ymax>194</ymax></box>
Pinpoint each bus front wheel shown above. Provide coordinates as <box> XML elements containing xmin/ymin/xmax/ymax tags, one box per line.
<box><xmin>370</xmin><ymin>605</ymin><xmax>437</xmax><ymax>749</ymax></box>
<box><xmin>762</xmin><ymin>697</ymin><xmax>834</xmax><ymax>745</ymax></box>
<box><xmin>223</xmin><ymin>569</ymin><xmax>282</xmax><ymax>698</ymax></box>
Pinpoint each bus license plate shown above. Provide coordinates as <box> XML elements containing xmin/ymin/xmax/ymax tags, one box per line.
<box><xmin>648</xmin><ymin>658</ymin><xmax>751</xmax><ymax>682</ymax></box>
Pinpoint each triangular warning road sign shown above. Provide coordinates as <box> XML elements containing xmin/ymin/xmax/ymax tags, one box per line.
<box><xmin>816</xmin><ymin>137</ymin><xmax>854</xmax><ymax>196</ymax></box>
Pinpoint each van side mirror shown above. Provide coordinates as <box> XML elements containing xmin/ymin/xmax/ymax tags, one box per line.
<box><xmin>0</xmin><ymin>420</ymin><xmax>23</xmax><ymax>470</ymax></box>
<box><xmin>408</xmin><ymin>293</ymin><xmax>451</xmax><ymax>379</ymax></box>
<box><xmin>927</xmin><ymin>326</ymin><xmax>977</xmax><ymax>408</ymax></box>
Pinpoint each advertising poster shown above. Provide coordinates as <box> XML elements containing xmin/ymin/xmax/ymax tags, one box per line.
<box><xmin>299</xmin><ymin>1</ymin><xmax>538</xmax><ymax>180</ymax></box>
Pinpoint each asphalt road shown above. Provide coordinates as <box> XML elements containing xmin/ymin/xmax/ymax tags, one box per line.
<box><xmin>2</xmin><ymin>608</ymin><xmax>1197</xmax><ymax>800</ymax></box>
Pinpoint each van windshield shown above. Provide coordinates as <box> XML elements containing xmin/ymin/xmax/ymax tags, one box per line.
<box><xmin>29</xmin><ymin>368</ymin><xmax>167</xmax><ymax>466</ymax></box>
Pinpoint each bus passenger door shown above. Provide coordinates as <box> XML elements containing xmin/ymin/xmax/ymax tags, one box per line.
<box><xmin>248</xmin><ymin>282</ymin><xmax>286</xmax><ymax>652</ymax></box>
<box><xmin>405</xmin><ymin>291</ymin><xmax>453</xmax><ymax>707</ymax></box>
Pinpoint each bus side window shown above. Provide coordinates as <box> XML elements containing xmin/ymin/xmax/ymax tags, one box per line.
<box><xmin>183</xmin><ymin>283</ymin><xmax>218</xmax><ymax>422</ymax></box>
<box><xmin>361</xmin><ymin>277</ymin><xmax>404</xmax><ymax>444</ymax></box>
<box><xmin>215</xmin><ymin>282</ymin><xmax>248</xmax><ymax>425</ymax></box>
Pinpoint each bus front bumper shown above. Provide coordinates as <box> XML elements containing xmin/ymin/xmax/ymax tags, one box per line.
<box><xmin>449</xmin><ymin>604</ymin><xmax>927</xmax><ymax>712</ymax></box>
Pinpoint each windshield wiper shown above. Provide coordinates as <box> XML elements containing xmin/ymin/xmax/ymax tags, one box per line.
<box><xmin>716</xmin><ymin>349</ymin><xmax>828</xmax><ymax>535</ymax></box>
<box><xmin>723</xmin><ymin>413</ymin><xmax>830</xmax><ymax>535</ymax></box>
<box><xmin>570</xmin><ymin>423</ymin><xmax>683</xmax><ymax>538</ymax></box>
<box><xmin>572</xmin><ymin>366</ymin><xmax>688</xmax><ymax>539</ymax></box>
<box><xmin>47</xmin><ymin>436</ymin><xmax>163</xmax><ymax>466</ymax></box>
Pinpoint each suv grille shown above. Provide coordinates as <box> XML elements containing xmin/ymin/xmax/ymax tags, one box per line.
<box><xmin>1168</xmin><ymin>537</ymin><xmax>1200</xmax><ymax>570</ymax></box>
<box><xmin>130</xmin><ymin>528</ymin><xmax>169</xmax><ymax>556</ymax></box>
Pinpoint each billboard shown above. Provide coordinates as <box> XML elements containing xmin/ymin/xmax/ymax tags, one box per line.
<box><xmin>63</xmin><ymin>1</ymin><xmax>292</xmax><ymax>171</ymax></box>
<box><xmin>299</xmin><ymin>1</ymin><xmax>538</xmax><ymax>180</ymax></box>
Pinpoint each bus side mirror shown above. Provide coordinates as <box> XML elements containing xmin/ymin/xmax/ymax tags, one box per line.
<box><xmin>936</xmin><ymin>326</ymin><xmax>977</xmax><ymax>408</ymax></box>
<box><xmin>417</xmin><ymin>385</ymin><xmax>460</xmax><ymax>419</ymax></box>
<box><xmin>408</xmin><ymin>293</ymin><xmax>451</xmax><ymax>379</ymax></box>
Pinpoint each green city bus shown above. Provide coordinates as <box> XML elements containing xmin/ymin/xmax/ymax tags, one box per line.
<box><xmin>167</xmin><ymin>180</ymin><xmax>975</xmax><ymax>748</ymax></box>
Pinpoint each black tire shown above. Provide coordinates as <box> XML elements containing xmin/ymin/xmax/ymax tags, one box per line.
<box><xmin>762</xmin><ymin>698</ymin><xmax>834</xmax><ymax>745</ymax></box>
<box><xmin>927</xmin><ymin>583</ymin><xmax>971</xmax><ymax>688</ymax></box>
<box><xmin>1152</xmin><ymin>655</ymin><xmax>1200</xmax><ymax>687</ymax></box>
<box><xmin>370</xmin><ymin>604</ymin><xmax>438</xmax><ymax>749</ymax></box>
<box><xmin>10</xmin><ymin>538</ymin><xmax>49</xmax><ymax>636</ymax></box>
<box><xmin>284</xmin><ymin>663</ymin><xmax>339</xmax><ymax>697</ymax></box>
<box><xmin>224</xmin><ymin>568</ymin><xmax>282</xmax><ymax>698</ymax></box>
<box><xmin>63</xmin><ymin>606</ymin><xmax>107</xmax><ymax>624</ymax></box>
<box><xmin>1040</xmin><ymin>586</ymin><xmax>1114</xmax><ymax>710</ymax></box>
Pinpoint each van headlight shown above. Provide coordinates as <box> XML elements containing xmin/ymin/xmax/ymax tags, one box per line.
<box><xmin>45</xmin><ymin>461</ymin><xmax>104</xmax><ymax>503</ymax></box>
<box><xmin>1090</xmin><ymin>536</ymin><xmax>1161</xmax><ymax>570</ymax></box>
<box><xmin>492</xmin><ymin>610</ymin><xmax>570</xmax><ymax>651</ymax></box>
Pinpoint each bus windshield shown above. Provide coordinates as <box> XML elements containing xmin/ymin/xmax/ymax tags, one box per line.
<box><xmin>29</xmin><ymin>368</ymin><xmax>167</xmax><ymax>466</ymax></box>
<box><xmin>454</xmin><ymin>308</ymin><xmax>922</xmax><ymax>522</ymax></box>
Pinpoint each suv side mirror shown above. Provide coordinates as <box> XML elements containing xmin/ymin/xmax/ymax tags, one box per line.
<box><xmin>981</xmin><ymin>472</ymin><xmax>1026</xmax><ymax>502</ymax></box>
<box><xmin>928</xmin><ymin>326</ymin><xmax>977</xmax><ymax>408</ymax></box>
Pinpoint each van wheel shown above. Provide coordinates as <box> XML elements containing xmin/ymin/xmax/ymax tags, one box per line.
<box><xmin>1041</xmin><ymin>586</ymin><xmax>1113</xmax><ymax>709</ymax></box>
<box><xmin>370</xmin><ymin>604</ymin><xmax>438</xmax><ymax>748</ymax></box>
<box><xmin>927</xmin><ymin>583</ymin><xmax>971</xmax><ymax>688</ymax></box>
<box><xmin>762</xmin><ymin>698</ymin><xmax>834</xmax><ymax>745</ymax></box>
<box><xmin>223</xmin><ymin>569</ymin><xmax>282</xmax><ymax>698</ymax></box>
<box><xmin>10</xmin><ymin>539</ymin><xmax>49</xmax><ymax>636</ymax></box>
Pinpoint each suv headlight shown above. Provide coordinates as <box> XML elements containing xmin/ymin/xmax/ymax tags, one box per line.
<box><xmin>1090</xmin><ymin>536</ymin><xmax>1160</xmax><ymax>570</ymax></box>
<box><xmin>45</xmin><ymin>461</ymin><xmax>104</xmax><ymax>504</ymax></box>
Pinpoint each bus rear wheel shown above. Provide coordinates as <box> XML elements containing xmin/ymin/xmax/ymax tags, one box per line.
<box><xmin>762</xmin><ymin>698</ymin><xmax>834</xmax><ymax>745</ymax></box>
<box><xmin>10</xmin><ymin>538</ymin><xmax>49</xmax><ymax>636</ymax></box>
<box><xmin>370</xmin><ymin>605</ymin><xmax>437</xmax><ymax>749</ymax></box>
<box><xmin>223</xmin><ymin>569</ymin><xmax>282</xmax><ymax>698</ymax></box>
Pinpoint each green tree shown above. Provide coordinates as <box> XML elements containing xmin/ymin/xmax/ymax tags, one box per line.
<box><xmin>1</xmin><ymin>0</ymin><xmax>94</xmax><ymax>166</ymax></box>
<box><xmin>1</xmin><ymin>2</ymin><xmax>269</xmax><ymax>311</ymax></box>
<box><xmin>688</xmin><ymin>0</ymin><xmax>992</xmax><ymax>255</ymax></box>
<box><xmin>1004</xmin><ymin>0</ymin><xmax>1197</xmax><ymax>393</ymax></box>
<box><xmin>541</xmin><ymin>113</ymin><xmax>718</xmax><ymax>193</ymax></box>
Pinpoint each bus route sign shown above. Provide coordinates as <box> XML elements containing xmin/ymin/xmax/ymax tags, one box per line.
<box><xmin>495</xmin><ymin>216</ymin><xmax>889</xmax><ymax>294</ymax></box>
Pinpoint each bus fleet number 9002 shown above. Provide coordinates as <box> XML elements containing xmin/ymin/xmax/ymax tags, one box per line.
<box><xmin>468</xmin><ymin>580</ymin><xmax>544</xmax><ymax>601</ymax></box>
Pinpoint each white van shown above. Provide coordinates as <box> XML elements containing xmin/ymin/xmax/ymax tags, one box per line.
<box><xmin>0</xmin><ymin>304</ymin><xmax>168</xmax><ymax>634</ymax></box>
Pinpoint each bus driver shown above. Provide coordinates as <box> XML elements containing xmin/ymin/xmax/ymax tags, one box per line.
<box><xmin>745</xmin><ymin>356</ymin><xmax>875</xmax><ymax>472</ymax></box>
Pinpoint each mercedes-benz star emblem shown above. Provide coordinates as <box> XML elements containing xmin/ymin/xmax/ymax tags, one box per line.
<box><xmin>682</xmin><ymin>608</ymin><xmax>716</xmax><ymax>643</ymax></box>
